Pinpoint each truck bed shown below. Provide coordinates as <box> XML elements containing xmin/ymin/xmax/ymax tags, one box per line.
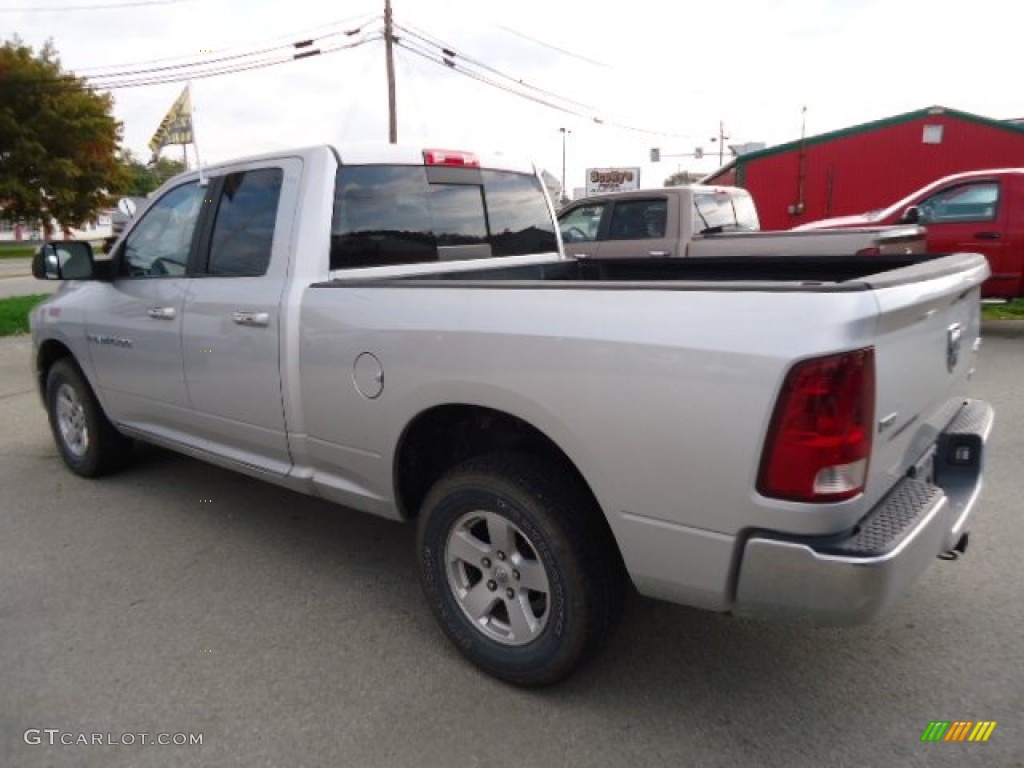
<box><xmin>319</xmin><ymin>253</ymin><xmax>973</xmax><ymax>291</ymax></box>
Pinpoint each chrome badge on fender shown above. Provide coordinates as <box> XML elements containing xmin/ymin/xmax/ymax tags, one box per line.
<box><xmin>86</xmin><ymin>334</ymin><xmax>133</xmax><ymax>348</ymax></box>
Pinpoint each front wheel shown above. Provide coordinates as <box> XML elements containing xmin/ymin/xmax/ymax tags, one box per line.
<box><xmin>416</xmin><ymin>452</ymin><xmax>624</xmax><ymax>686</ymax></box>
<box><xmin>45</xmin><ymin>359</ymin><xmax>132</xmax><ymax>477</ymax></box>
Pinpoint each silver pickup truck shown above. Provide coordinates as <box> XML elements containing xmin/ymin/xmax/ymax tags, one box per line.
<box><xmin>559</xmin><ymin>185</ymin><xmax>926</xmax><ymax>259</ymax></box>
<box><xmin>30</xmin><ymin>144</ymin><xmax>993</xmax><ymax>686</ymax></box>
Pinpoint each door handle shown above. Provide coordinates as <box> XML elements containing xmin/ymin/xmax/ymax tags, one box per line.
<box><xmin>147</xmin><ymin>306</ymin><xmax>177</xmax><ymax>320</ymax></box>
<box><xmin>232</xmin><ymin>311</ymin><xmax>270</xmax><ymax>327</ymax></box>
<box><xmin>648</xmin><ymin>250</ymin><xmax>671</xmax><ymax>257</ymax></box>
<box><xmin>974</xmin><ymin>231</ymin><xmax>1001</xmax><ymax>240</ymax></box>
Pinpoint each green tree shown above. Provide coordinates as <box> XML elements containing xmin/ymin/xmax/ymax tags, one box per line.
<box><xmin>664</xmin><ymin>170</ymin><xmax>702</xmax><ymax>186</ymax></box>
<box><xmin>0</xmin><ymin>38</ymin><xmax>123</xmax><ymax>234</ymax></box>
<box><xmin>113</xmin><ymin>150</ymin><xmax>186</xmax><ymax>197</ymax></box>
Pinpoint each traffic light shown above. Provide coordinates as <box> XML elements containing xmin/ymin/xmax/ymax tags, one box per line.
<box><xmin>650</xmin><ymin>147</ymin><xmax>660</xmax><ymax>162</ymax></box>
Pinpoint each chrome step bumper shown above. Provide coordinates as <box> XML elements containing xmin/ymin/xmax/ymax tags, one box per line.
<box><xmin>733</xmin><ymin>399</ymin><xmax>994</xmax><ymax>625</ymax></box>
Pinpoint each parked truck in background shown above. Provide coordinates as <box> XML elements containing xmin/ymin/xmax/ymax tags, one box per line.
<box><xmin>557</xmin><ymin>185</ymin><xmax>925</xmax><ymax>260</ymax></box>
<box><xmin>795</xmin><ymin>168</ymin><xmax>1024</xmax><ymax>299</ymax></box>
<box><xmin>30</xmin><ymin>144</ymin><xmax>992</xmax><ymax>686</ymax></box>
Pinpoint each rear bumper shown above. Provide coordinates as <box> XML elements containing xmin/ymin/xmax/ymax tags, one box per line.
<box><xmin>733</xmin><ymin>398</ymin><xmax>994</xmax><ymax>625</ymax></box>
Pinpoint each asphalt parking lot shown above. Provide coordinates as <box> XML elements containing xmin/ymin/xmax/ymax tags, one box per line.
<box><xmin>2</xmin><ymin>326</ymin><xmax>1022</xmax><ymax>768</ymax></box>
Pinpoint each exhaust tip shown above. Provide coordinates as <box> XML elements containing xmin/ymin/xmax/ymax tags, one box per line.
<box><xmin>938</xmin><ymin>532</ymin><xmax>969</xmax><ymax>561</ymax></box>
<box><xmin>954</xmin><ymin>532</ymin><xmax>969</xmax><ymax>554</ymax></box>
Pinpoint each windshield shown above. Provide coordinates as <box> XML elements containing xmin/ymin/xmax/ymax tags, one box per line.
<box><xmin>692</xmin><ymin>190</ymin><xmax>760</xmax><ymax>233</ymax></box>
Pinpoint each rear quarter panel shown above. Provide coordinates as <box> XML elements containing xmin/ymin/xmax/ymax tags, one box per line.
<box><xmin>297</xmin><ymin>283</ymin><xmax>889</xmax><ymax>608</ymax></box>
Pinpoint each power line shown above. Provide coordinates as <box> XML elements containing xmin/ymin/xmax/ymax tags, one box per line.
<box><xmin>396</xmin><ymin>37</ymin><xmax>583</xmax><ymax>119</ymax></box>
<box><xmin>392</xmin><ymin>19</ymin><xmax>691</xmax><ymax>136</ymax></box>
<box><xmin>73</xmin><ymin>12</ymin><xmax>379</xmax><ymax>73</ymax></box>
<box><xmin>392</xmin><ymin>29</ymin><xmax>691</xmax><ymax>139</ymax></box>
<box><xmin>394</xmin><ymin>21</ymin><xmax>599</xmax><ymax>114</ymax></box>
<box><xmin>496</xmin><ymin>25</ymin><xmax>611</xmax><ymax>69</ymax></box>
<box><xmin>86</xmin><ymin>21</ymin><xmax>377</xmax><ymax>81</ymax></box>
<box><xmin>86</xmin><ymin>43</ymin><xmax>323</xmax><ymax>81</ymax></box>
<box><xmin>94</xmin><ymin>35</ymin><xmax>382</xmax><ymax>89</ymax></box>
<box><xmin>0</xmin><ymin>0</ymin><xmax>189</xmax><ymax>11</ymax></box>
<box><xmin>0</xmin><ymin>31</ymin><xmax>381</xmax><ymax>92</ymax></box>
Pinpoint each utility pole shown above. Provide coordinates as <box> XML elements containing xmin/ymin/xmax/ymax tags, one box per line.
<box><xmin>384</xmin><ymin>0</ymin><xmax>397</xmax><ymax>143</ymax></box>
<box><xmin>559</xmin><ymin>127</ymin><xmax>571</xmax><ymax>204</ymax></box>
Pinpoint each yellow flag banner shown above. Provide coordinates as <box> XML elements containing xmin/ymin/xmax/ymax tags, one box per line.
<box><xmin>148</xmin><ymin>86</ymin><xmax>193</xmax><ymax>161</ymax></box>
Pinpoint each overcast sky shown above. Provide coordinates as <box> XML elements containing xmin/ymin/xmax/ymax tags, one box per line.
<box><xmin>4</xmin><ymin>0</ymin><xmax>1021</xmax><ymax>193</ymax></box>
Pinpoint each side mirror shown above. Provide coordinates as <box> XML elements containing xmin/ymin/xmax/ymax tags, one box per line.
<box><xmin>898</xmin><ymin>205</ymin><xmax>921</xmax><ymax>224</ymax></box>
<box><xmin>32</xmin><ymin>242</ymin><xmax>96</xmax><ymax>281</ymax></box>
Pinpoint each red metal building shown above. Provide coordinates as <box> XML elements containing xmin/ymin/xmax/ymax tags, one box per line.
<box><xmin>704</xmin><ymin>106</ymin><xmax>1024</xmax><ymax>230</ymax></box>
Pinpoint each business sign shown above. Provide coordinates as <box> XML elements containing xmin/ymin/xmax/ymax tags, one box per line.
<box><xmin>586</xmin><ymin>167</ymin><xmax>641</xmax><ymax>196</ymax></box>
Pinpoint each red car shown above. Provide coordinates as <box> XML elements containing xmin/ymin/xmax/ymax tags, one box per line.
<box><xmin>796</xmin><ymin>168</ymin><xmax>1024</xmax><ymax>299</ymax></box>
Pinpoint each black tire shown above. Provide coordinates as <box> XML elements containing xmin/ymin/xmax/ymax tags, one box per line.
<box><xmin>416</xmin><ymin>452</ymin><xmax>625</xmax><ymax>687</ymax></box>
<box><xmin>45</xmin><ymin>358</ymin><xmax>132</xmax><ymax>477</ymax></box>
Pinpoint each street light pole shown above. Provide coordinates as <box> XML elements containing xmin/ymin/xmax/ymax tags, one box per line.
<box><xmin>559</xmin><ymin>127</ymin><xmax>571</xmax><ymax>204</ymax></box>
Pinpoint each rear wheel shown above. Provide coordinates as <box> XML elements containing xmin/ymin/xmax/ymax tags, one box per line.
<box><xmin>416</xmin><ymin>452</ymin><xmax>624</xmax><ymax>686</ymax></box>
<box><xmin>45</xmin><ymin>359</ymin><xmax>132</xmax><ymax>477</ymax></box>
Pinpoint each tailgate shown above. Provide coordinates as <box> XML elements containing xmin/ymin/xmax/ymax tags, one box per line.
<box><xmin>862</xmin><ymin>253</ymin><xmax>989</xmax><ymax>508</ymax></box>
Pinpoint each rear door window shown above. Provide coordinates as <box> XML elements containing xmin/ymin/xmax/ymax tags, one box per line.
<box><xmin>331</xmin><ymin>165</ymin><xmax>557</xmax><ymax>269</ymax></box>
<box><xmin>207</xmin><ymin>168</ymin><xmax>284</xmax><ymax>277</ymax></box>
<box><xmin>607</xmin><ymin>199</ymin><xmax>667</xmax><ymax>240</ymax></box>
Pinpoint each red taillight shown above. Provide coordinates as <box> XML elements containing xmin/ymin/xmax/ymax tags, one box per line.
<box><xmin>757</xmin><ymin>348</ymin><xmax>875</xmax><ymax>502</ymax></box>
<box><xmin>855</xmin><ymin>246</ymin><xmax>882</xmax><ymax>256</ymax></box>
<box><xmin>422</xmin><ymin>149</ymin><xmax>480</xmax><ymax>167</ymax></box>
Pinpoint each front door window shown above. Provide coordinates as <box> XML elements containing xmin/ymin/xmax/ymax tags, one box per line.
<box><xmin>121</xmin><ymin>182</ymin><xmax>205</xmax><ymax>277</ymax></box>
<box><xmin>918</xmin><ymin>182</ymin><xmax>999</xmax><ymax>223</ymax></box>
